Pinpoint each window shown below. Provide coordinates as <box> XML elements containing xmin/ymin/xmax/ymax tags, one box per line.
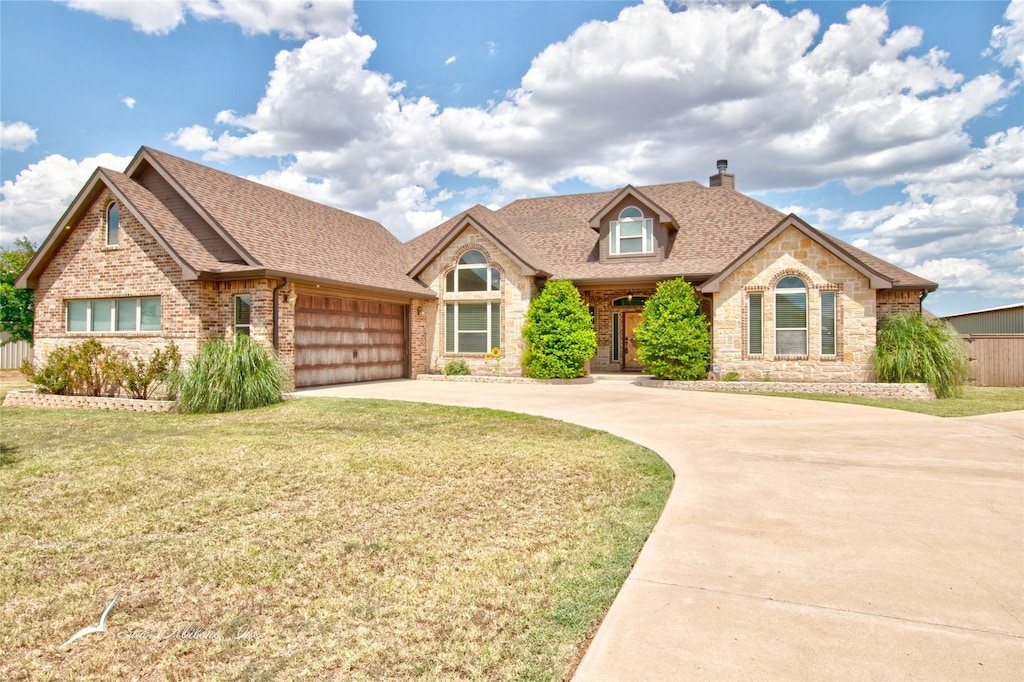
<box><xmin>66</xmin><ymin>297</ymin><xmax>160</xmax><ymax>332</ymax></box>
<box><xmin>612</xmin><ymin>312</ymin><xmax>620</xmax><ymax>361</ymax></box>
<box><xmin>775</xmin><ymin>276</ymin><xmax>807</xmax><ymax>355</ymax></box>
<box><xmin>106</xmin><ymin>202</ymin><xmax>120</xmax><ymax>246</ymax></box>
<box><xmin>445</xmin><ymin>250</ymin><xmax>500</xmax><ymax>293</ymax></box>
<box><xmin>612</xmin><ymin>296</ymin><xmax>648</xmax><ymax>307</ymax></box>
<box><xmin>747</xmin><ymin>292</ymin><xmax>763</xmax><ymax>355</ymax></box>
<box><xmin>821</xmin><ymin>291</ymin><xmax>836</xmax><ymax>356</ymax></box>
<box><xmin>610</xmin><ymin>207</ymin><xmax>653</xmax><ymax>255</ymax></box>
<box><xmin>445</xmin><ymin>302</ymin><xmax>500</xmax><ymax>353</ymax></box>
<box><xmin>235</xmin><ymin>295</ymin><xmax>251</xmax><ymax>336</ymax></box>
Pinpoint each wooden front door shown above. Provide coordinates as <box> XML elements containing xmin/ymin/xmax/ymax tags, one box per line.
<box><xmin>623</xmin><ymin>311</ymin><xmax>643</xmax><ymax>370</ymax></box>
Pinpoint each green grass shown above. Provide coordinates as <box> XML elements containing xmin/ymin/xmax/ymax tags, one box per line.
<box><xmin>0</xmin><ymin>398</ymin><xmax>672</xmax><ymax>681</ymax></box>
<box><xmin>756</xmin><ymin>386</ymin><xmax>1024</xmax><ymax>418</ymax></box>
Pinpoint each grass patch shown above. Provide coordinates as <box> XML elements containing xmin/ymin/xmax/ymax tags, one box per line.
<box><xmin>0</xmin><ymin>398</ymin><xmax>672</xmax><ymax>680</ymax></box>
<box><xmin>756</xmin><ymin>386</ymin><xmax>1024</xmax><ymax>418</ymax></box>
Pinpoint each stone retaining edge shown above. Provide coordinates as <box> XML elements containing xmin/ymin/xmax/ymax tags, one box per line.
<box><xmin>638</xmin><ymin>378</ymin><xmax>936</xmax><ymax>400</ymax></box>
<box><xmin>2</xmin><ymin>389</ymin><xmax>177</xmax><ymax>412</ymax></box>
<box><xmin>416</xmin><ymin>374</ymin><xmax>594</xmax><ymax>385</ymax></box>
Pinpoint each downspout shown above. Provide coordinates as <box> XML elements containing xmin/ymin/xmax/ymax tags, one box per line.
<box><xmin>272</xmin><ymin>277</ymin><xmax>290</xmax><ymax>351</ymax></box>
<box><xmin>918</xmin><ymin>289</ymin><xmax>929</xmax><ymax>312</ymax></box>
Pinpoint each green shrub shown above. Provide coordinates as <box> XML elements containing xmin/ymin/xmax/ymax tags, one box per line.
<box><xmin>444</xmin><ymin>359</ymin><xmax>470</xmax><ymax>376</ymax></box>
<box><xmin>873</xmin><ymin>312</ymin><xmax>971</xmax><ymax>398</ymax></box>
<box><xmin>121</xmin><ymin>342</ymin><xmax>181</xmax><ymax>400</ymax></box>
<box><xmin>521</xmin><ymin>279</ymin><xmax>596</xmax><ymax>379</ymax></box>
<box><xmin>634</xmin><ymin>278</ymin><xmax>711</xmax><ymax>381</ymax></box>
<box><xmin>722</xmin><ymin>371</ymin><xmax>740</xmax><ymax>382</ymax></box>
<box><xmin>176</xmin><ymin>335</ymin><xmax>287</xmax><ymax>413</ymax></box>
<box><xmin>24</xmin><ymin>339</ymin><xmax>124</xmax><ymax>396</ymax></box>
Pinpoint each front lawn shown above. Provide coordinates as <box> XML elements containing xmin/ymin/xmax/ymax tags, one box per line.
<box><xmin>0</xmin><ymin>399</ymin><xmax>672</xmax><ymax>680</ymax></box>
<box><xmin>757</xmin><ymin>385</ymin><xmax>1024</xmax><ymax>417</ymax></box>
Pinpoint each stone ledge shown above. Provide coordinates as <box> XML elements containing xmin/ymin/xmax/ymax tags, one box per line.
<box><xmin>416</xmin><ymin>374</ymin><xmax>594</xmax><ymax>385</ymax></box>
<box><xmin>638</xmin><ymin>378</ymin><xmax>936</xmax><ymax>401</ymax></box>
<box><xmin>2</xmin><ymin>390</ymin><xmax>177</xmax><ymax>412</ymax></box>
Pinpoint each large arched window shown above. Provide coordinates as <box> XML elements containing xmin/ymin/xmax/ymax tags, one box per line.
<box><xmin>775</xmin><ymin>276</ymin><xmax>807</xmax><ymax>355</ymax></box>
<box><xmin>106</xmin><ymin>202</ymin><xmax>120</xmax><ymax>246</ymax></box>
<box><xmin>445</xmin><ymin>250</ymin><xmax>500</xmax><ymax>292</ymax></box>
<box><xmin>444</xmin><ymin>250</ymin><xmax>501</xmax><ymax>353</ymax></box>
<box><xmin>610</xmin><ymin>207</ymin><xmax>653</xmax><ymax>255</ymax></box>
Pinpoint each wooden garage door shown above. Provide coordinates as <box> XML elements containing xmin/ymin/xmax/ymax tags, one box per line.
<box><xmin>294</xmin><ymin>294</ymin><xmax>407</xmax><ymax>388</ymax></box>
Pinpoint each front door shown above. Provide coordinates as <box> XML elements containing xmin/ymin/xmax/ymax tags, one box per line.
<box><xmin>623</xmin><ymin>311</ymin><xmax>643</xmax><ymax>370</ymax></box>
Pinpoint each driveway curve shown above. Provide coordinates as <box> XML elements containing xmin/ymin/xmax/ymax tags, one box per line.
<box><xmin>296</xmin><ymin>380</ymin><xmax>1024</xmax><ymax>681</ymax></box>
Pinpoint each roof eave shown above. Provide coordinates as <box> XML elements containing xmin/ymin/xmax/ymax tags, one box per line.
<box><xmin>194</xmin><ymin>268</ymin><xmax>437</xmax><ymax>300</ymax></box>
<box><xmin>408</xmin><ymin>215</ymin><xmax>547</xmax><ymax>279</ymax></box>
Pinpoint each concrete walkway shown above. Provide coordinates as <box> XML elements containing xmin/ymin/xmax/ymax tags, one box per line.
<box><xmin>296</xmin><ymin>379</ymin><xmax>1024</xmax><ymax>680</ymax></box>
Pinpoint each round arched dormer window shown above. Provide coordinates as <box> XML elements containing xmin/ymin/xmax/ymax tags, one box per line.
<box><xmin>610</xmin><ymin>207</ymin><xmax>653</xmax><ymax>255</ymax></box>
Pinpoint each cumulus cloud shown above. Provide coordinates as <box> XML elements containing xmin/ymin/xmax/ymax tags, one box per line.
<box><xmin>0</xmin><ymin>153</ymin><xmax>133</xmax><ymax>245</ymax></box>
<box><xmin>0</xmin><ymin>121</ymin><xmax>38</xmax><ymax>151</ymax></box>
<box><xmin>122</xmin><ymin>96</ymin><xmax>136</xmax><ymax>109</ymax></box>
<box><xmin>988</xmin><ymin>0</ymin><xmax>1024</xmax><ymax>78</ymax></box>
<box><xmin>64</xmin><ymin>0</ymin><xmax>354</xmax><ymax>39</ymax></box>
<box><xmin>445</xmin><ymin>55</ymin><xmax>456</xmax><ymax>65</ymax></box>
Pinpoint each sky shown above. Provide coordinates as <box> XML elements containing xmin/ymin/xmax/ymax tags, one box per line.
<box><xmin>1</xmin><ymin>0</ymin><xmax>1021</xmax><ymax>317</ymax></box>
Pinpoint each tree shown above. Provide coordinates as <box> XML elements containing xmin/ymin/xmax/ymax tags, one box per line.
<box><xmin>873</xmin><ymin>311</ymin><xmax>971</xmax><ymax>398</ymax></box>
<box><xmin>521</xmin><ymin>279</ymin><xmax>596</xmax><ymax>379</ymax></box>
<box><xmin>634</xmin><ymin>278</ymin><xmax>711</xmax><ymax>380</ymax></box>
<box><xmin>0</xmin><ymin>237</ymin><xmax>36</xmax><ymax>344</ymax></box>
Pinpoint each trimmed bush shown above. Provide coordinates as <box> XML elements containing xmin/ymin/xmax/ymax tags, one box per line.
<box><xmin>445</xmin><ymin>359</ymin><xmax>470</xmax><ymax>376</ymax></box>
<box><xmin>24</xmin><ymin>339</ymin><xmax>124</xmax><ymax>396</ymax></box>
<box><xmin>522</xmin><ymin>279</ymin><xmax>596</xmax><ymax>379</ymax></box>
<box><xmin>873</xmin><ymin>311</ymin><xmax>971</xmax><ymax>398</ymax></box>
<box><xmin>122</xmin><ymin>342</ymin><xmax>181</xmax><ymax>400</ymax></box>
<box><xmin>175</xmin><ymin>335</ymin><xmax>287</xmax><ymax>413</ymax></box>
<box><xmin>634</xmin><ymin>278</ymin><xmax>711</xmax><ymax>381</ymax></box>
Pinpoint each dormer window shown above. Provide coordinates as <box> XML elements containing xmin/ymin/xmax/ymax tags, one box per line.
<box><xmin>610</xmin><ymin>207</ymin><xmax>653</xmax><ymax>255</ymax></box>
<box><xmin>106</xmin><ymin>202</ymin><xmax>120</xmax><ymax>247</ymax></box>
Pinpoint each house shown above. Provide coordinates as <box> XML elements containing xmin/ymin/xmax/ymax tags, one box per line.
<box><xmin>18</xmin><ymin>147</ymin><xmax>936</xmax><ymax>388</ymax></box>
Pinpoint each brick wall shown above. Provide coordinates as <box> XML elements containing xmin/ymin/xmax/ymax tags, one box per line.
<box><xmin>583</xmin><ymin>288</ymin><xmax>655</xmax><ymax>372</ymax></box>
<box><xmin>877</xmin><ymin>289</ymin><xmax>922</xmax><ymax>326</ymax></box>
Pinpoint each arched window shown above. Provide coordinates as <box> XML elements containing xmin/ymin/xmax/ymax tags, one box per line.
<box><xmin>444</xmin><ymin>250</ymin><xmax>501</xmax><ymax>353</ymax></box>
<box><xmin>106</xmin><ymin>202</ymin><xmax>120</xmax><ymax>246</ymax></box>
<box><xmin>775</xmin><ymin>276</ymin><xmax>807</xmax><ymax>355</ymax></box>
<box><xmin>445</xmin><ymin>250</ymin><xmax>500</xmax><ymax>292</ymax></box>
<box><xmin>610</xmin><ymin>206</ymin><xmax>653</xmax><ymax>255</ymax></box>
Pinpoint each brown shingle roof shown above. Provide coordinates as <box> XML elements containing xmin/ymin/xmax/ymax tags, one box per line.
<box><xmin>137</xmin><ymin>147</ymin><xmax>431</xmax><ymax>297</ymax></box>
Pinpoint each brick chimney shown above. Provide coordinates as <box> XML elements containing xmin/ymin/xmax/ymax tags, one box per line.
<box><xmin>709</xmin><ymin>159</ymin><xmax>735</xmax><ymax>190</ymax></box>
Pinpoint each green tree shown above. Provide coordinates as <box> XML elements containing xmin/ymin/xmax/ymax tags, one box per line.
<box><xmin>634</xmin><ymin>278</ymin><xmax>711</xmax><ymax>380</ymax></box>
<box><xmin>522</xmin><ymin>279</ymin><xmax>596</xmax><ymax>379</ymax></box>
<box><xmin>873</xmin><ymin>311</ymin><xmax>971</xmax><ymax>398</ymax></box>
<box><xmin>0</xmin><ymin>237</ymin><xmax>36</xmax><ymax>344</ymax></box>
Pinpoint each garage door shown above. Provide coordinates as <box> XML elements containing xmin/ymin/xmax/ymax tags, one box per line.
<box><xmin>294</xmin><ymin>294</ymin><xmax>407</xmax><ymax>388</ymax></box>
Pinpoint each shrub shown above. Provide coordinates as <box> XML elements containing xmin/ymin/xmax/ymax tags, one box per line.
<box><xmin>444</xmin><ymin>359</ymin><xmax>470</xmax><ymax>376</ymax></box>
<box><xmin>522</xmin><ymin>279</ymin><xmax>596</xmax><ymax>379</ymax></box>
<box><xmin>24</xmin><ymin>339</ymin><xmax>124</xmax><ymax>396</ymax></box>
<box><xmin>873</xmin><ymin>312</ymin><xmax>971</xmax><ymax>398</ymax></box>
<box><xmin>121</xmin><ymin>342</ymin><xmax>181</xmax><ymax>400</ymax></box>
<box><xmin>176</xmin><ymin>335</ymin><xmax>287</xmax><ymax>413</ymax></box>
<box><xmin>634</xmin><ymin>278</ymin><xmax>711</xmax><ymax>381</ymax></box>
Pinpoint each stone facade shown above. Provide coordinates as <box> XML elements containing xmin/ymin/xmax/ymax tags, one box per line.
<box><xmin>711</xmin><ymin>226</ymin><xmax>877</xmax><ymax>382</ymax></box>
<box><xmin>416</xmin><ymin>226</ymin><xmax>535</xmax><ymax>375</ymax></box>
<box><xmin>638</xmin><ymin>378</ymin><xmax>935</xmax><ymax>400</ymax></box>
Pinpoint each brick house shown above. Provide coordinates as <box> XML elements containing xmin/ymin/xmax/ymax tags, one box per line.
<box><xmin>18</xmin><ymin>147</ymin><xmax>936</xmax><ymax>388</ymax></box>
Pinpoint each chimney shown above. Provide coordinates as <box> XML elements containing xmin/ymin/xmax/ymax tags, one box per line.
<box><xmin>709</xmin><ymin>159</ymin><xmax>735</xmax><ymax>190</ymax></box>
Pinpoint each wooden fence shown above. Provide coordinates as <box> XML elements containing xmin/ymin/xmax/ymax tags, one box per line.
<box><xmin>962</xmin><ymin>334</ymin><xmax>1024</xmax><ymax>387</ymax></box>
<box><xmin>0</xmin><ymin>333</ymin><xmax>33</xmax><ymax>370</ymax></box>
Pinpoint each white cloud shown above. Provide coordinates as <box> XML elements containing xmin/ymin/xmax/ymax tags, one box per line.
<box><xmin>445</xmin><ymin>55</ymin><xmax>456</xmax><ymax>65</ymax></box>
<box><xmin>122</xmin><ymin>96</ymin><xmax>136</xmax><ymax>109</ymax></box>
<box><xmin>988</xmin><ymin>0</ymin><xmax>1024</xmax><ymax>78</ymax></box>
<box><xmin>166</xmin><ymin>124</ymin><xmax>217</xmax><ymax>152</ymax></box>
<box><xmin>0</xmin><ymin>121</ymin><xmax>38</xmax><ymax>151</ymax></box>
<box><xmin>0</xmin><ymin>153</ymin><xmax>133</xmax><ymax>245</ymax></box>
<box><xmin>64</xmin><ymin>0</ymin><xmax>354</xmax><ymax>39</ymax></box>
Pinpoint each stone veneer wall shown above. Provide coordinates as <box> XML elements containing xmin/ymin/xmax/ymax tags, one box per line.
<box><xmin>638</xmin><ymin>378</ymin><xmax>935</xmax><ymax>400</ymax></box>
<box><xmin>417</xmin><ymin>226</ymin><xmax>534</xmax><ymax>375</ymax></box>
<box><xmin>712</xmin><ymin>226</ymin><xmax>877</xmax><ymax>382</ymax></box>
<box><xmin>3</xmin><ymin>390</ymin><xmax>177</xmax><ymax>411</ymax></box>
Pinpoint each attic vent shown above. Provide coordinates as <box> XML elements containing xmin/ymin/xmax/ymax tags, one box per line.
<box><xmin>710</xmin><ymin>160</ymin><xmax>735</xmax><ymax>190</ymax></box>
<box><xmin>717</xmin><ymin>159</ymin><xmax>728</xmax><ymax>173</ymax></box>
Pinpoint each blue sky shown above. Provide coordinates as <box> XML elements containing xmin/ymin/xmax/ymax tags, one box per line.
<box><xmin>1</xmin><ymin>0</ymin><xmax>1021</xmax><ymax>316</ymax></box>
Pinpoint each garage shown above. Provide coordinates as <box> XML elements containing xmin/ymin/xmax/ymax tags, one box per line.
<box><xmin>293</xmin><ymin>293</ymin><xmax>408</xmax><ymax>388</ymax></box>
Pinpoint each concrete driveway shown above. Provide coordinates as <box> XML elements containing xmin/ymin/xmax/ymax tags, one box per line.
<box><xmin>296</xmin><ymin>379</ymin><xmax>1024</xmax><ymax>680</ymax></box>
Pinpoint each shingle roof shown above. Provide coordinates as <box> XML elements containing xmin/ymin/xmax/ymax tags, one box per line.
<box><xmin>408</xmin><ymin>180</ymin><xmax>936</xmax><ymax>290</ymax></box>
<box><xmin>136</xmin><ymin>147</ymin><xmax>431</xmax><ymax>297</ymax></box>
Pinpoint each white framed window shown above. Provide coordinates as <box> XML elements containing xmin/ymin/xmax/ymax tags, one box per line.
<box><xmin>747</xmin><ymin>292</ymin><xmax>763</xmax><ymax>355</ymax></box>
<box><xmin>66</xmin><ymin>297</ymin><xmax>160</xmax><ymax>332</ymax></box>
<box><xmin>445</xmin><ymin>250</ymin><xmax>500</xmax><ymax>293</ymax></box>
<box><xmin>235</xmin><ymin>295</ymin><xmax>252</xmax><ymax>336</ymax></box>
<box><xmin>775</xmin><ymin>276</ymin><xmax>807</xmax><ymax>355</ymax></box>
<box><xmin>445</xmin><ymin>301</ymin><xmax>500</xmax><ymax>353</ymax></box>
<box><xmin>820</xmin><ymin>291</ymin><xmax>837</xmax><ymax>356</ymax></box>
<box><xmin>106</xmin><ymin>202</ymin><xmax>120</xmax><ymax>247</ymax></box>
<box><xmin>609</xmin><ymin>207</ymin><xmax>653</xmax><ymax>255</ymax></box>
